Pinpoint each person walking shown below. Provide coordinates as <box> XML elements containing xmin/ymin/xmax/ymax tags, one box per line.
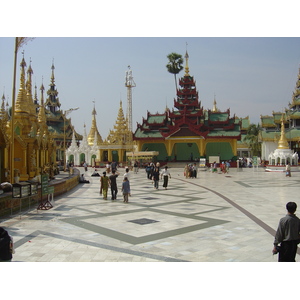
<box><xmin>123</xmin><ymin>167</ymin><xmax>130</xmax><ymax>181</ymax></box>
<box><xmin>273</xmin><ymin>202</ymin><xmax>300</xmax><ymax>262</ymax></box>
<box><xmin>122</xmin><ymin>177</ymin><xmax>131</xmax><ymax>203</ymax></box>
<box><xmin>286</xmin><ymin>163</ymin><xmax>291</xmax><ymax>177</ymax></box>
<box><xmin>0</xmin><ymin>227</ymin><xmax>13</xmax><ymax>262</ymax></box>
<box><xmin>111</xmin><ymin>161</ymin><xmax>118</xmax><ymax>173</ymax></box>
<box><xmin>192</xmin><ymin>163</ymin><xmax>198</xmax><ymax>178</ymax></box>
<box><xmin>83</xmin><ymin>161</ymin><xmax>88</xmax><ymax>172</ymax></box>
<box><xmin>152</xmin><ymin>167</ymin><xmax>160</xmax><ymax>189</ymax></box>
<box><xmin>161</xmin><ymin>166</ymin><xmax>171</xmax><ymax>189</ymax></box>
<box><xmin>100</xmin><ymin>171</ymin><xmax>110</xmax><ymax>200</ymax></box>
<box><xmin>145</xmin><ymin>163</ymin><xmax>152</xmax><ymax>180</ymax></box>
<box><xmin>109</xmin><ymin>170</ymin><xmax>119</xmax><ymax>200</ymax></box>
<box><xmin>184</xmin><ymin>164</ymin><xmax>189</xmax><ymax>178</ymax></box>
<box><xmin>225</xmin><ymin>161</ymin><xmax>230</xmax><ymax>173</ymax></box>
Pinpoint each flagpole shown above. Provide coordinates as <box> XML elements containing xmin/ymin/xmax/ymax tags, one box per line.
<box><xmin>10</xmin><ymin>37</ymin><xmax>18</xmax><ymax>184</ymax></box>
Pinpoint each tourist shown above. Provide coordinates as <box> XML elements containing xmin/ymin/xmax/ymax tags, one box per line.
<box><xmin>152</xmin><ymin>167</ymin><xmax>160</xmax><ymax>189</ymax></box>
<box><xmin>79</xmin><ymin>174</ymin><xmax>90</xmax><ymax>183</ymax></box>
<box><xmin>150</xmin><ymin>162</ymin><xmax>155</xmax><ymax>178</ymax></box>
<box><xmin>225</xmin><ymin>161</ymin><xmax>230</xmax><ymax>173</ymax></box>
<box><xmin>134</xmin><ymin>161</ymin><xmax>138</xmax><ymax>174</ymax></box>
<box><xmin>122</xmin><ymin>177</ymin><xmax>131</xmax><ymax>203</ymax></box>
<box><xmin>192</xmin><ymin>163</ymin><xmax>198</xmax><ymax>178</ymax></box>
<box><xmin>83</xmin><ymin>161</ymin><xmax>88</xmax><ymax>172</ymax></box>
<box><xmin>145</xmin><ymin>163</ymin><xmax>152</xmax><ymax>179</ymax></box>
<box><xmin>273</xmin><ymin>202</ymin><xmax>300</xmax><ymax>262</ymax></box>
<box><xmin>109</xmin><ymin>170</ymin><xmax>119</xmax><ymax>200</ymax></box>
<box><xmin>161</xmin><ymin>166</ymin><xmax>171</xmax><ymax>190</ymax></box>
<box><xmin>184</xmin><ymin>164</ymin><xmax>189</xmax><ymax>178</ymax></box>
<box><xmin>286</xmin><ymin>163</ymin><xmax>291</xmax><ymax>177</ymax></box>
<box><xmin>106</xmin><ymin>162</ymin><xmax>111</xmax><ymax>174</ymax></box>
<box><xmin>156</xmin><ymin>162</ymin><xmax>160</xmax><ymax>171</ymax></box>
<box><xmin>111</xmin><ymin>161</ymin><xmax>118</xmax><ymax>173</ymax></box>
<box><xmin>100</xmin><ymin>171</ymin><xmax>110</xmax><ymax>200</ymax></box>
<box><xmin>0</xmin><ymin>227</ymin><xmax>13</xmax><ymax>262</ymax></box>
<box><xmin>91</xmin><ymin>169</ymin><xmax>100</xmax><ymax>176</ymax></box>
<box><xmin>123</xmin><ymin>167</ymin><xmax>130</xmax><ymax>181</ymax></box>
<box><xmin>212</xmin><ymin>161</ymin><xmax>218</xmax><ymax>173</ymax></box>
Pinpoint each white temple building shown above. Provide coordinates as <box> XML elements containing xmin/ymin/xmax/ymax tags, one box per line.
<box><xmin>66</xmin><ymin>124</ymin><xmax>98</xmax><ymax>166</ymax></box>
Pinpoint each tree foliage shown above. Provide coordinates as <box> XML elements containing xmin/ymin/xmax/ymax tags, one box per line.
<box><xmin>166</xmin><ymin>52</ymin><xmax>184</xmax><ymax>91</ymax></box>
<box><xmin>243</xmin><ymin>123</ymin><xmax>261</xmax><ymax>156</ymax></box>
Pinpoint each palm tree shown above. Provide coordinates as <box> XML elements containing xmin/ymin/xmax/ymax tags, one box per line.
<box><xmin>243</xmin><ymin>123</ymin><xmax>261</xmax><ymax>157</ymax></box>
<box><xmin>166</xmin><ymin>52</ymin><xmax>184</xmax><ymax>92</ymax></box>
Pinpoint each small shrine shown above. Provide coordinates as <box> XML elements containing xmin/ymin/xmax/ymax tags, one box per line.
<box><xmin>265</xmin><ymin>115</ymin><xmax>299</xmax><ymax>172</ymax></box>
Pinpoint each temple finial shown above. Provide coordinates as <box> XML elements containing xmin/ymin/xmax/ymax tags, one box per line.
<box><xmin>184</xmin><ymin>46</ymin><xmax>190</xmax><ymax>76</ymax></box>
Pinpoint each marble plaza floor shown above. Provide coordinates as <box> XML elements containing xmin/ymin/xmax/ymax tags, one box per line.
<box><xmin>1</xmin><ymin>165</ymin><xmax>299</xmax><ymax>262</ymax></box>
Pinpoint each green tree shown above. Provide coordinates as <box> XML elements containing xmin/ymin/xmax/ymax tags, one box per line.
<box><xmin>243</xmin><ymin>123</ymin><xmax>261</xmax><ymax>157</ymax></box>
<box><xmin>166</xmin><ymin>52</ymin><xmax>184</xmax><ymax>92</ymax></box>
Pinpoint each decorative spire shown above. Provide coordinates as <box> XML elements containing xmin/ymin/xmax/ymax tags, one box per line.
<box><xmin>51</xmin><ymin>60</ymin><xmax>55</xmax><ymax>85</ymax></box>
<box><xmin>88</xmin><ymin>101</ymin><xmax>103</xmax><ymax>145</ymax></box>
<box><xmin>212</xmin><ymin>95</ymin><xmax>218</xmax><ymax>112</ymax></box>
<box><xmin>15</xmin><ymin>53</ymin><xmax>28</xmax><ymax>112</ymax></box>
<box><xmin>45</xmin><ymin>61</ymin><xmax>61</xmax><ymax>113</ymax></box>
<box><xmin>25</xmin><ymin>58</ymin><xmax>36</xmax><ymax>115</ymax></box>
<box><xmin>184</xmin><ymin>50</ymin><xmax>190</xmax><ymax>76</ymax></box>
<box><xmin>277</xmin><ymin>114</ymin><xmax>289</xmax><ymax>149</ymax></box>
<box><xmin>38</xmin><ymin>82</ymin><xmax>47</xmax><ymax>124</ymax></box>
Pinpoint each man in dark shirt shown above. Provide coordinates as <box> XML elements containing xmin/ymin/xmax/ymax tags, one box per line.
<box><xmin>273</xmin><ymin>202</ymin><xmax>300</xmax><ymax>262</ymax></box>
<box><xmin>0</xmin><ymin>227</ymin><xmax>13</xmax><ymax>262</ymax></box>
<box><xmin>109</xmin><ymin>170</ymin><xmax>119</xmax><ymax>200</ymax></box>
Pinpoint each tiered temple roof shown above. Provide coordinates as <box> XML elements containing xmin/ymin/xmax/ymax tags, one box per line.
<box><xmin>134</xmin><ymin>51</ymin><xmax>241</xmax><ymax>141</ymax></box>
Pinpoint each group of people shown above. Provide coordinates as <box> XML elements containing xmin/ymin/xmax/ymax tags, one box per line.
<box><xmin>100</xmin><ymin>168</ymin><xmax>130</xmax><ymax>203</ymax></box>
<box><xmin>184</xmin><ymin>163</ymin><xmax>198</xmax><ymax>178</ymax></box>
<box><xmin>145</xmin><ymin>162</ymin><xmax>171</xmax><ymax>190</ymax></box>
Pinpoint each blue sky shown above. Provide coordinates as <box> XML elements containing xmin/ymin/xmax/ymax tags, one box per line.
<box><xmin>1</xmin><ymin>37</ymin><xmax>300</xmax><ymax>138</ymax></box>
<box><xmin>1</xmin><ymin>3</ymin><xmax>300</xmax><ymax>139</ymax></box>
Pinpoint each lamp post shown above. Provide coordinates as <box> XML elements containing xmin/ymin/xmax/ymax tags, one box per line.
<box><xmin>63</xmin><ymin>107</ymin><xmax>79</xmax><ymax>171</ymax></box>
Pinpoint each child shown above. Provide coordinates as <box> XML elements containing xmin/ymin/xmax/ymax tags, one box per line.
<box><xmin>100</xmin><ymin>171</ymin><xmax>110</xmax><ymax>200</ymax></box>
<box><xmin>122</xmin><ymin>177</ymin><xmax>131</xmax><ymax>203</ymax></box>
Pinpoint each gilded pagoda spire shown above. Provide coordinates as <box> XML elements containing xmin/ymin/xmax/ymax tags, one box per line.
<box><xmin>25</xmin><ymin>59</ymin><xmax>36</xmax><ymax>115</ymax></box>
<box><xmin>87</xmin><ymin>102</ymin><xmax>103</xmax><ymax>145</ymax></box>
<box><xmin>212</xmin><ymin>95</ymin><xmax>219</xmax><ymax>112</ymax></box>
<box><xmin>107</xmin><ymin>100</ymin><xmax>132</xmax><ymax>144</ymax></box>
<box><xmin>33</xmin><ymin>83</ymin><xmax>39</xmax><ymax>113</ymax></box>
<box><xmin>15</xmin><ymin>54</ymin><xmax>28</xmax><ymax>112</ymax></box>
<box><xmin>277</xmin><ymin>114</ymin><xmax>289</xmax><ymax>149</ymax></box>
<box><xmin>184</xmin><ymin>50</ymin><xmax>190</xmax><ymax>76</ymax></box>
<box><xmin>1</xmin><ymin>93</ymin><xmax>8</xmax><ymax>126</ymax></box>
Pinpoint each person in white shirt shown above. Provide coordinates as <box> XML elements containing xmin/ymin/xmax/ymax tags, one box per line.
<box><xmin>160</xmin><ymin>166</ymin><xmax>171</xmax><ymax>189</ymax></box>
<box><xmin>123</xmin><ymin>167</ymin><xmax>130</xmax><ymax>181</ymax></box>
